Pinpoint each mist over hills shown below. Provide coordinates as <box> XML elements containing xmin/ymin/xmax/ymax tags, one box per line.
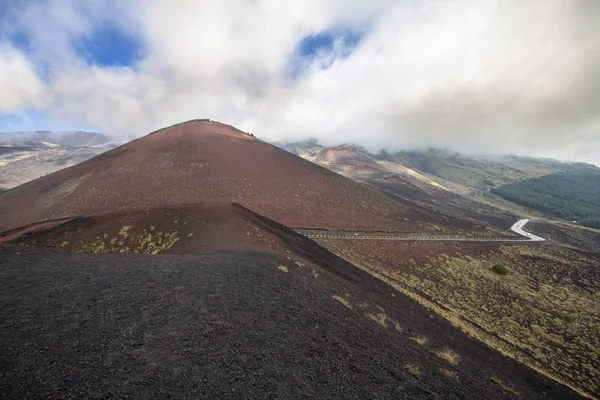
<box><xmin>278</xmin><ymin>140</ymin><xmax>600</xmax><ymax>227</ymax></box>
<box><xmin>0</xmin><ymin>130</ymin><xmax>115</xmax><ymax>147</ymax></box>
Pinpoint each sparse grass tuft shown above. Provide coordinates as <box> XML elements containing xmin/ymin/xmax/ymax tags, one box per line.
<box><xmin>440</xmin><ymin>368</ymin><xmax>458</xmax><ymax>380</ymax></box>
<box><xmin>59</xmin><ymin>241</ymin><xmax>69</xmax><ymax>248</ymax></box>
<box><xmin>491</xmin><ymin>264</ymin><xmax>511</xmax><ymax>276</ymax></box>
<box><xmin>365</xmin><ymin>312</ymin><xmax>387</xmax><ymax>327</ymax></box>
<box><xmin>490</xmin><ymin>376</ymin><xmax>521</xmax><ymax>397</ymax></box>
<box><xmin>276</xmin><ymin>265</ymin><xmax>288</xmax><ymax>273</ymax></box>
<box><xmin>436</xmin><ymin>348</ymin><xmax>461</xmax><ymax>366</ymax></box>
<box><xmin>405</xmin><ymin>364</ymin><xmax>420</xmax><ymax>377</ymax></box>
<box><xmin>332</xmin><ymin>295</ymin><xmax>353</xmax><ymax>309</ymax></box>
<box><xmin>411</xmin><ymin>335</ymin><xmax>428</xmax><ymax>346</ymax></box>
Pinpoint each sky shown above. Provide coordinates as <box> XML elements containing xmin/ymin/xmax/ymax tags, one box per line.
<box><xmin>0</xmin><ymin>0</ymin><xmax>599</xmax><ymax>165</ymax></box>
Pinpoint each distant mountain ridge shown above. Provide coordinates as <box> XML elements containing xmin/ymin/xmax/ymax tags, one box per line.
<box><xmin>0</xmin><ymin>130</ymin><xmax>117</xmax><ymax>191</ymax></box>
<box><xmin>277</xmin><ymin>140</ymin><xmax>600</xmax><ymax>229</ymax></box>
<box><xmin>277</xmin><ymin>141</ymin><xmax>596</xmax><ymax>195</ymax></box>
<box><xmin>0</xmin><ymin>130</ymin><xmax>114</xmax><ymax>147</ymax></box>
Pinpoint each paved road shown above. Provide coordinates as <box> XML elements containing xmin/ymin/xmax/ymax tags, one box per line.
<box><xmin>296</xmin><ymin>219</ymin><xmax>547</xmax><ymax>242</ymax></box>
<box><xmin>509</xmin><ymin>218</ymin><xmax>546</xmax><ymax>241</ymax></box>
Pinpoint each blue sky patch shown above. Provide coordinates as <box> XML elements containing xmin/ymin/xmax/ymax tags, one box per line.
<box><xmin>74</xmin><ymin>25</ymin><xmax>142</xmax><ymax>67</ymax></box>
<box><xmin>6</xmin><ymin>31</ymin><xmax>30</xmax><ymax>51</ymax></box>
<box><xmin>288</xmin><ymin>28</ymin><xmax>365</xmax><ymax>80</ymax></box>
<box><xmin>0</xmin><ymin>110</ymin><xmax>48</xmax><ymax>132</ymax></box>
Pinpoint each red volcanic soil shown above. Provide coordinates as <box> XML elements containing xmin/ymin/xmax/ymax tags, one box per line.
<box><xmin>6</xmin><ymin>203</ymin><xmax>346</xmax><ymax>263</ymax></box>
<box><xmin>0</xmin><ymin>120</ymin><xmax>415</xmax><ymax>233</ymax></box>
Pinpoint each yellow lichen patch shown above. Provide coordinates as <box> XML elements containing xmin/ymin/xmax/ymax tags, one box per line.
<box><xmin>312</xmin><ymin>270</ymin><xmax>319</xmax><ymax>279</ymax></box>
<box><xmin>188</xmin><ymin>232</ymin><xmax>194</xmax><ymax>237</ymax></box>
<box><xmin>435</xmin><ymin>348</ymin><xmax>461</xmax><ymax>366</ymax></box>
<box><xmin>332</xmin><ymin>295</ymin><xmax>353</xmax><ymax>310</ymax></box>
<box><xmin>276</xmin><ymin>265</ymin><xmax>289</xmax><ymax>272</ymax></box>
<box><xmin>59</xmin><ymin>241</ymin><xmax>70</xmax><ymax>248</ymax></box>
<box><xmin>365</xmin><ymin>312</ymin><xmax>387</xmax><ymax>327</ymax></box>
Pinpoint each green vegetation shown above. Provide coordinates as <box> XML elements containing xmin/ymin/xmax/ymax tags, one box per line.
<box><xmin>389</xmin><ymin>149</ymin><xmax>569</xmax><ymax>195</ymax></box>
<box><xmin>492</xmin><ymin>170</ymin><xmax>600</xmax><ymax>228</ymax></box>
<box><xmin>490</xmin><ymin>376</ymin><xmax>521</xmax><ymax>397</ymax></box>
<box><xmin>73</xmin><ymin>225</ymin><xmax>181</xmax><ymax>254</ymax></box>
<box><xmin>491</xmin><ymin>264</ymin><xmax>511</xmax><ymax>276</ymax></box>
<box><xmin>327</xmin><ymin>242</ymin><xmax>600</xmax><ymax>397</ymax></box>
<box><xmin>276</xmin><ymin>265</ymin><xmax>288</xmax><ymax>273</ymax></box>
<box><xmin>404</xmin><ymin>364</ymin><xmax>421</xmax><ymax>377</ymax></box>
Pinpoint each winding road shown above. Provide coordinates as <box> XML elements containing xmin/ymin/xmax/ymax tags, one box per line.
<box><xmin>509</xmin><ymin>218</ymin><xmax>546</xmax><ymax>241</ymax></box>
<box><xmin>297</xmin><ymin>218</ymin><xmax>547</xmax><ymax>242</ymax></box>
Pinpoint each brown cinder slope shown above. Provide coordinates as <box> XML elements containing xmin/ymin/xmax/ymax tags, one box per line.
<box><xmin>0</xmin><ymin>120</ymin><xmax>413</xmax><ymax>232</ymax></box>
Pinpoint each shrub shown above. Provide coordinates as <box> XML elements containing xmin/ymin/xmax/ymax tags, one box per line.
<box><xmin>491</xmin><ymin>264</ymin><xmax>511</xmax><ymax>276</ymax></box>
<box><xmin>436</xmin><ymin>348</ymin><xmax>461</xmax><ymax>366</ymax></box>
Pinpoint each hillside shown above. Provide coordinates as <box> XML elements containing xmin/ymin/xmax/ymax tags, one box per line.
<box><xmin>492</xmin><ymin>170</ymin><xmax>600</xmax><ymax>229</ymax></box>
<box><xmin>278</xmin><ymin>142</ymin><xmax>600</xmax><ymax>230</ymax></box>
<box><xmin>1</xmin><ymin>123</ymin><xmax>597</xmax><ymax>398</ymax></box>
<box><xmin>278</xmin><ymin>142</ymin><xmax>523</xmax><ymax>236</ymax></box>
<box><xmin>0</xmin><ymin>245</ymin><xmax>583</xmax><ymax>399</ymax></box>
<box><xmin>0</xmin><ymin>120</ymin><xmax>456</xmax><ymax>234</ymax></box>
<box><xmin>0</xmin><ymin>131</ymin><xmax>116</xmax><ymax>190</ymax></box>
<box><xmin>278</xmin><ymin>142</ymin><xmax>591</xmax><ymax>196</ymax></box>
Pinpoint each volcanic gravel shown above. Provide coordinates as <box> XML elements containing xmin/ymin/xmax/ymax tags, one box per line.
<box><xmin>0</xmin><ymin>246</ymin><xmax>583</xmax><ymax>399</ymax></box>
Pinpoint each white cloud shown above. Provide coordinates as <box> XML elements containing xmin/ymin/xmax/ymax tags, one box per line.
<box><xmin>1</xmin><ymin>0</ymin><xmax>599</xmax><ymax>165</ymax></box>
<box><xmin>0</xmin><ymin>43</ymin><xmax>48</xmax><ymax>112</ymax></box>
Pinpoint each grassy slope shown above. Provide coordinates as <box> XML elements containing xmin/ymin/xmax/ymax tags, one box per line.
<box><xmin>320</xmin><ymin>239</ymin><xmax>600</xmax><ymax>397</ymax></box>
<box><xmin>387</xmin><ymin>149</ymin><xmax>577</xmax><ymax>196</ymax></box>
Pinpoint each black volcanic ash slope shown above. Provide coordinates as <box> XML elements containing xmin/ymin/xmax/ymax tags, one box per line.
<box><xmin>0</xmin><ymin>246</ymin><xmax>582</xmax><ymax>400</ymax></box>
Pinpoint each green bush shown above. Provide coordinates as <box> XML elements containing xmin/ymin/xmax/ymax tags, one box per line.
<box><xmin>491</xmin><ymin>264</ymin><xmax>511</xmax><ymax>276</ymax></box>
